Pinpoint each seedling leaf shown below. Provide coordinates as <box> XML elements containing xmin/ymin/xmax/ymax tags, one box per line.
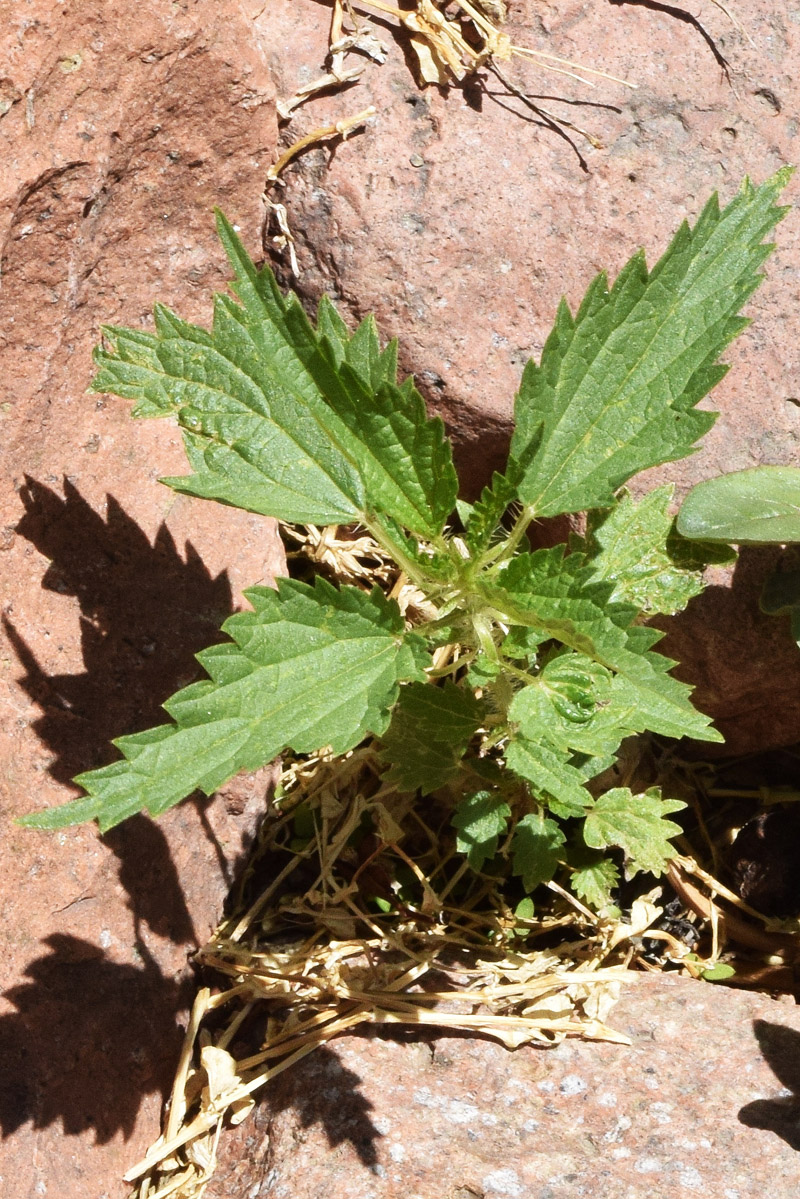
<box><xmin>583</xmin><ymin>787</ymin><xmax>686</xmax><ymax>876</ymax></box>
<box><xmin>452</xmin><ymin>790</ymin><xmax>511</xmax><ymax>870</ymax></box>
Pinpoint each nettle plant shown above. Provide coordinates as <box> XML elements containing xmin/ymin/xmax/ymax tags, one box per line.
<box><xmin>24</xmin><ymin>172</ymin><xmax>790</xmax><ymax>912</ymax></box>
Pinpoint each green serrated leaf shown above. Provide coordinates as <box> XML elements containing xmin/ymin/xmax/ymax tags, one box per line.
<box><xmin>570</xmin><ymin>856</ymin><xmax>620</xmax><ymax>909</ymax></box>
<box><xmin>582</xmin><ymin>787</ymin><xmax>686</xmax><ymax>876</ymax></box>
<box><xmin>215</xmin><ymin>214</ymin><xmax>458</xmax><ymax>538</ymax></box>
<box><xmin>452</xmin><ymin>790</ymin><xmax>511</xmax><ymax>870</ymax></box>
<box><xmin>488</xmin><ymin>547</ymin><xmax>722</xmax><ymax>742</ymax></box>
<box><xmin>589</xmin><ymin>487</ymin><xmax>708</xmax><ymax>615</ymax></box>
<box><xmin>379</xmin><ymin>680</ymin><xmax>484</xmax><ymax>795</ymax></box>
<box><xmin>505</xmin><ymin>735</ymin><xmax>594</xmax><ymax>818</ymax></box>
<box><xmin>462</xmin><ymin>464</ymin><xmax>522</xmax><ymax>555</ymax></box>
<box><xmin>22</xmin><ymin>579</ymin><xmax>427</xmax><ymax>832</ymax></box>
<box><xmin>509</xmin><ymin>654</ymin><xmax>640</xmax><ymax>761</ymax></box>
<box><xmin>511</xmin><ymin>812</ymin><xmax>566</xmax><ymax>892</ymax></box>
<box><xmin>677</xmin><ymin>466</ymin><xmax>800</xmax><ymax>544</ymax></box>
<box><xmin>91</xmin><ymin>215</ymin><xmax>458</xmax><ymax>539</ymax></box>
<box><xmin>510</xmin><ymin>170</ymin><xmax>792</xmax><ymax>518</ymax></box>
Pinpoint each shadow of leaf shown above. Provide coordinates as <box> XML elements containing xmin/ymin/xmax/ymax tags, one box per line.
<box><xmin>264</xmin><ymin>1042</ymin><xmax>381</xmax><ymax>1167</ymax></box>
<box><xmin>738</xmin><ymin>1020</ymin><xmax>800</xmax><ymax>1151</ymax></box>
<box><xmin>5</xmin><ymin>475</ymin><xmax>233</xmax><ymax>784</ymax></box>
<box><xmin>0</xmin><ymin>934</ymin><xmax>193</xmax><ymax>1144</ymax></box>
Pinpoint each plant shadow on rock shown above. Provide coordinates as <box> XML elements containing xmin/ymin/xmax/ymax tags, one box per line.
<box><xmin>260</xmin><ymin>1043</ymin><xmax>382</xmax><ymax>1168</ymax></box>
<box><xmin>0</xmin><ymin>816</ymin><xmax>196</xmax><ymax>1144</ymax></box>
<box><xmin>1</xmin><ymin>477</ymin><xmax>241</xmax><ymax>1142</ymax></box>
<box><xmin>739</xmin><ymin>1021</ymin><xmax>800</xmax><ymax>1151</ymax></box>
<box><xmin>608</xmin><ymin>0</ymin><xmax>731</xmax><ymax>78</ymax></box>
<box><xmin>4</xmin><ymin>475</ymin><xmax>234</xmax><ymax>784</ymax></box>
<box><xmin>653</xmin><ymin>544</ymin><xmax>800</xmax><ymax>755</ymax></box>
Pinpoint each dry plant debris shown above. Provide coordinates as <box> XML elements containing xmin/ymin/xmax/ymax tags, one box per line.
<box><xmin>120</xmin><ymin>524</ymin><xmax>796</xmax><ymax>1199</ymax></box>
<box><xmin>263</xmin><ymin>0</ymin><xmax>636</xmax><ymax>270</ymax></box>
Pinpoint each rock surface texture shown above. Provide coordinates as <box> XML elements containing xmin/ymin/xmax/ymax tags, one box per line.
<box><xmin>3</xmin><ymin>0</ymin><xmax>800</xmax><ymax>1197</ymax></box>
<box><xmin>210</xmin><ymin>974</ymin><xmax>800</xmax><ymax>1199</ymax></box>
<box><xmin>0</xmin><ymin>2</ymin><xmax>279</xmax><ymax>1196</ymax></box>
<box><xmin>258</xmin><ymin>0</ymin><xmax>800</xmax><ymax>753</ymax></box>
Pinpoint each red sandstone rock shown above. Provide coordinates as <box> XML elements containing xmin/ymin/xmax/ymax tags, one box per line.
<box><xmin>0</xmin><ymin>2</ymin><xmax>280</xmax><ymax>1195</ymax></box>
<box><xmin>210</xmin><ymin>973</ymin><xmax>800</xmax><ymax>1199</ymax></box>
<box><xmin>3</xmin><ymin>2</ymin><xmax>800</xmax><ymax>1195</ymax></box>
<box><xmin>257</xmin><ymin>0</ymin><xmax>800</xmax><ymax>753</ymax></box>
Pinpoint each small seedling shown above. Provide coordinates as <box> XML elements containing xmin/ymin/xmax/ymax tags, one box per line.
<box><xmin>22</xmin><ymin>171</ymin><xmax>791</xmax><ymax>911</ymax></box>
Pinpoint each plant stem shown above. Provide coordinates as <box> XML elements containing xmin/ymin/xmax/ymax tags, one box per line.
<box><xmin>477</xmin><ymin>504</ymin><xmax>537</xmax><ymax>572</ymax></box>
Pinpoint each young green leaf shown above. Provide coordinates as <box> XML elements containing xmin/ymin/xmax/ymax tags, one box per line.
<box><xmin>582</xmin><ymin>787</ymin><xmax>686</xmax><ymax>876</ymax></box>
<box><xmin>511</xmin><ymin>812</ymin><xmax>566</xmax><ymax>892</ymax></box>
<box><xmin>508</xmin><ymin>655</ymin><xmax>641</xmax><ymax>759</ymax></box>
<box><xmin>461</xmin><ymin>462</ymin><xmax>523</xmax><ymax>555</ymax></box>
<box><xmin>379</xmin><ymin>680</ymin><xmax>485</xmax><ymax>795</ymax></box>
<box><xmin>510</xmin><ymin>170</ymin><xmax>791</xmax><ymax>518</ymax></box>
<box><xmin>589</xmin><ymin>486</ymin><xmax>714</xmax><ymax>615</ymax></box>
<box><xmin>452</xmin><ymin>790</ymin><xmax>511</xmax><ymax>870</ymax></box>
<box><xmin>22</xmin><ymin>579</ymin><xmax>428</xmax><ymax>832</ymax></box>
<box><xmin>677</xmin><ymin>466</ymin><xmax>800</xmax><ymax>544</ymax></box>
<box><xmin>569</xmin><ymin>856</ymin><xmax>620</xmax><ymax>910</ymax></box>
<box><xmin>505</xmin><ymin>737</ymin><xmax>596</xmax><ymax>818</ymax></box>
<box><xmin>489</xmin><ymin>548</ymin><xmax>722</xmax><ymax>742</ymax></box>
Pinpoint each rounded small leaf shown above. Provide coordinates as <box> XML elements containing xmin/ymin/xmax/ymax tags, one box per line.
<box><xmin>677</xmin><ymin>467</ymin><xmax>800</xmax><ymax>544</ymax></box>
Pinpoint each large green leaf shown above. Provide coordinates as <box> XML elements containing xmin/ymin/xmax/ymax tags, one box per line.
<box><xmin>510</xmin><ymin>170</ymin><xmax>791</xmax><ymax>518</ymax></box>
<box><xmin>379</xmin><ymin>680</ymin><xmax>484</xmax><ymax>794</ymax></box>
<box><xmin>90</xmin><ymin>215</ymin><xmax>458</xmax><ymax>537</ymax></box>
<box><xmin>677</xmin><ymin>466</ymin><xmax>800</xmax><ymax>544</ymax></box>
<box><xmin>215</xmin><ymin>214</ymin><xmax>458</xmax><ymax>537</ymax></box>
<box><xmin>21</xmin><ymin>579</ymin><xmax>428</xmax><ymax>832</ymax></box>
